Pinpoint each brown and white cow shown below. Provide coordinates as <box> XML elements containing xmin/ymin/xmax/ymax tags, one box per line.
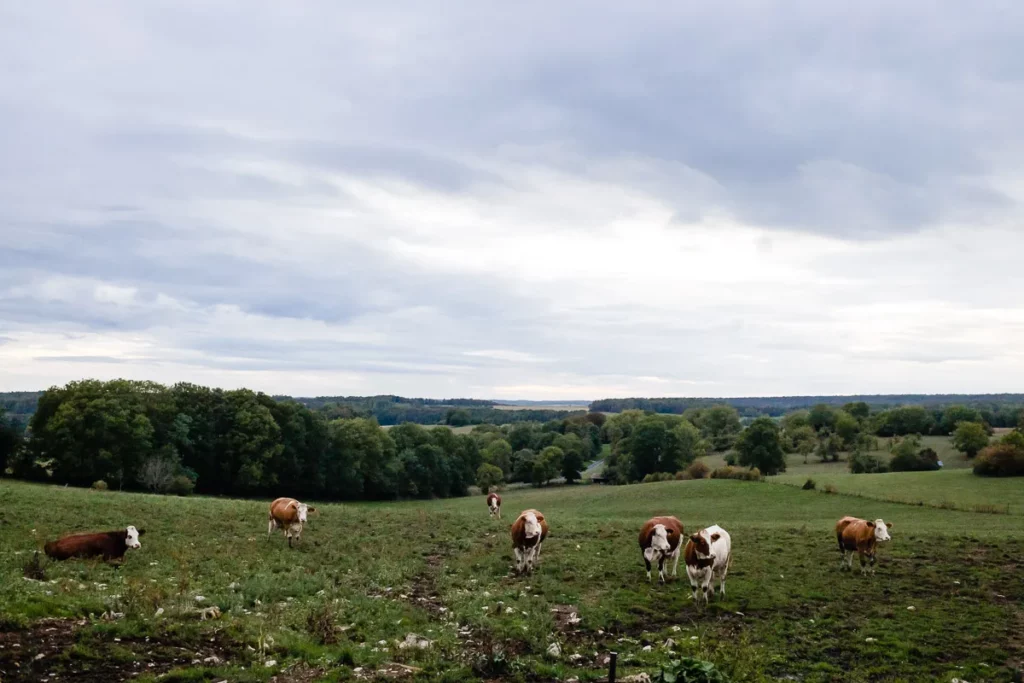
<box><xmin>268</xmin><ymin>498</ymin><xmax>316</xmax><ymax>548</ymax></box>
<box><xmin>836</xmin><ymin>516</ymin><xmax>892</xmax><ymax>574</ymax></box>
<box><xmin>44</xmin><ymin>526</ymin><xmax>145</xmax><ymax>562</ymax></box>
<box><xmin>638</xmin><ymin>516</ymin><xmax>683</xmax><ymax>583</ymax></box>
<box><xmin>486</xmin><ymin>492</ymin><xmax>502</xmax><ymax>519</ymax></box>
<box><xmin>510</xmin><ymin>509</ymin><xmax>548</xmax><ymax>574</ymax></box>
<box><xmin>684</xmin><ymin>524</ymin><xmax>732</xmax><ymax>607</ymax></box>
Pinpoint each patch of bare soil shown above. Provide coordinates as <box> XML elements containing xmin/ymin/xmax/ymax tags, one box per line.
<box><xmin>0</xmin><ymin>618</ymin><xmax>241</xmax><ymax>682</ymax></box>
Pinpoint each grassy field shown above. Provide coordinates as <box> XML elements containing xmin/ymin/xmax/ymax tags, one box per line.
<box><xmin>1</xmin><ymin>477</ymin><xmax>1022</xmax><ymax>683</ymax></box>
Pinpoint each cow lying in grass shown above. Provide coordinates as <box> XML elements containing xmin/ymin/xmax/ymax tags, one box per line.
<box><xmin>836</xmin><ymin>516</ymin><xmax>892</xmax><ymax>574</ymax></box>
<box><xmin>639</xmin><ymin>516</ymin><xmax>683</xmax><ymax>583</ymax></box>
<box><xmin>44</xmin><ymin>526</ymin><xmax>145</xmax><ymax>563</ymax></box>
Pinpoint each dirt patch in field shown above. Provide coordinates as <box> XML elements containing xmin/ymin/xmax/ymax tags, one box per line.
<box><xmin>0</xmin><ymin>618</ymin><xmax>242</xmax><ymax>682</ymax></box>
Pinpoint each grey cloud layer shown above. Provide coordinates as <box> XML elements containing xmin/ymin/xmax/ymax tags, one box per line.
<box><xmin>2</xmin><ymin>2</ymin><xmax>1023</xmax><ymax>396</ymax></box>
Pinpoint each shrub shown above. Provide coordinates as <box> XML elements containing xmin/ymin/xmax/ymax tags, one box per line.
<box><xmin>684</xmin><ymin>460</ymin><xmax>711</xmax><ymax>480</ymax></box>
<box><xmin>654</xmin><ymin>657</ymin><xmax>729</xmax><ymax>683</ymax></box>
<box><xmin>889</xmin><ymin>439</ymin><xmax>940</xmax><ymax>472</ymax></box>
<box><xmin>711</xmin><ymin>466</ymin><xmax>737</xmax><ymax>479</ymax></box>
<box><xmin>675</xmin><ymin>470</ymin><xmax>690</xmax><ymax>480</ymax></box>
<box><xmin>710</xmin><ymin>466</ymin><xmax>761</xmax><ymax>481</ymax></box>
<box><xmin>1000</xmin><ymin>430</ymin><xmax>1024</xmax><ymax>450</ymax></box>
<box><xmin>167</xmin><ymin>475</ymin><xmax>195</xmax><ymax>496</ymax></box>
<box><xmin>642</xmin><ymin>472</ymin><xmax>674</xmax><ymax>483</ymax></box>
<box><xmin>823</xmin><ymin>483</ymin><xmax>838</xmax><ymax>494</ymax></box>
<box><xmin>802</xmin><ymin>478</ymin><xmax>816</xmax><ymax>490</ymax></box>
<box><xmin>973</xmin><ymin>444</ymin><xmax>1024</xmax><ymax>477</ymax></box>
<box><xmin>849</xmin><ymin>451</ymin><xmax>888</xmax><ymax>474</ymax></box>
<box><xmin>91</xmin><ymin>480</ymin><xmax>108</xmax><ymax>491</ymax></box>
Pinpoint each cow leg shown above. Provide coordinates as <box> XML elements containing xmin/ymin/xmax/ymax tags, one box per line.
<box><xmin>497</xmin><ymin>508</ymin><xmax>501</xmax><ymax>519</ymax></box>
<box><xmin>657</xmin><ymin>555</ymin><xmax>666</xmax><ymax>584</ymax></box>
<box><xmin>859</xmin><ymin>552</ymin><xmax>868</xmax><ymax>574</ymax></box>
<box><xmin>514</xmin><ymin>547</ymin><xmax>524</xmax><ymax>573</ymax></box>
<box><xmin>644</xmin><ymin>554</ymin><xmax>653</xmax><ymax>582</ymax></box>
<box><xmin>717</xmin><ymin>564</ymin><xmax>729</xmax><ymax>598</ymax></box>
<box><xmin>869</xmin><ymin>552</ymin><xmax>877</xmax><ymax>574</ymax></box>
<box><xmin>671</xmin><ymin>549</ymin><xmax>681</xmax><ymax>578</ymax></box>
<box><xmin>268</xmin><ymin>518</ymin><xmax>276</xmax><ymax>540</ymax></box>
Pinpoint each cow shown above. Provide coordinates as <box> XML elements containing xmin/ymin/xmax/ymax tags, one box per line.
<box><xmin>836</xmin><ymin>516</ymin><xmax>892</xmax><ymax>574</ymax></box>
<box><xmin>510</xmin><ymin>509</ymin><xmax>549</xmax><ymax>574</ymax></box>
<box><xmin>43</xmin><ymin>526</ymin><xmax>145</xmax><ymax>563</ymax></box>
<box><xmin>268</xmin><ymin>497</ymin><xmax>316</xmax><ymax>548</ymax></box>
<box><xmin>684</xmin><ymin>524</ymin><xmax>732</xmax><ymax>607</ymax></box>
<box><xmin>487</xmin><ymin>492</ymin><xmax>502</xmax><ymax>519</ymax></box>
<box><xmin>638</xmin><ymin>516</ymin><xmax>683</xmax><ymax>583</ymax></box>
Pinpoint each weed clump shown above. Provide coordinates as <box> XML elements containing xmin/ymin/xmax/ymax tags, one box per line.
<box><xmin>802</xmin><ymin>478</ymin><xmax>816</xmax><ymax>490</ymax></box>
<box><xmin>684</xmin><ymin>460</ymin><xmax>711</xmax><ymax>480</ymax></box>
<box><xmin>23</xmin><ymin>551</ymin><xmax>46</xmax><ymax>581</ymax></box>
<box><xmin>823</xmin><ymin>484</ymin><xmax>838</xmax><ymax>494</ymax></box>
<box><xmin>710</xmin><ymin>466</ymin><xmax>762</xmax><ymax>481</ymax></box>
<box><xmin>305</xmin><ymin>603</ymin><xmax>340</xmax><ymax>644</ymax></box>
<box><xmin>91</xmin><ymin>480</ymin><xmax>108</xmax><ymax>490</ymax></box>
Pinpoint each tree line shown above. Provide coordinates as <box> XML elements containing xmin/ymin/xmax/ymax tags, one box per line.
<box><xmin>0</xmin><ymin>380</ymin><xmax>617</xmax><ymax>500</ymax></box>
<box><xmin>590</xmin><ymin>395</ymin><xmax>1024</xmax><ymax>425</ymax></box>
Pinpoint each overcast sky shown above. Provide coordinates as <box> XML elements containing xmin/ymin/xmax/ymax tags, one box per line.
<box><xmin>2</xmin><ymin>2</ymin><xmax>1024</xmax><ymax>400</ymax></box>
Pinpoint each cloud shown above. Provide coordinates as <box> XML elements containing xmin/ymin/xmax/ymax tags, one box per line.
<box><xmin>1</xmin><ymin>2</ymin><xmax>1024</xmax><ymax>398</ymax></box>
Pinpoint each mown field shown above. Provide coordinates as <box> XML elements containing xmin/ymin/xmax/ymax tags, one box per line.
<box><xmin>1</xmin><ymin>476</ymin><xmax>1022</xmax><ymax>683</ymax></box>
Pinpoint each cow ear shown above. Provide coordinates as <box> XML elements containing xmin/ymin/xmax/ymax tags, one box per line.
<box><xmin>866</xmin><ymin>521</ymin><xmax>875</xmax><ymax>528</ymax></box>
<box><xmin>137</xmin><ymin>529</ymin><xmax>146</xmax><ymax>536</ymax></box>
<box><xmin>308</xmin><ymin>507</ymin><xmax>317</xmax><ymax>513</ymax></box>
<box><xmin>886</xmin><ymin>522</ymin><xmax>892</xmax><ymax>529</ymax></box>
<box><xmin>710</xmin><ymin>533</ymin><xmax>721</xmax><ymax>542</ymax></box>
<box><xmin>690</xmin><ymin>533</ymin><xmax>700</xmax><ymax>543</ymax></box>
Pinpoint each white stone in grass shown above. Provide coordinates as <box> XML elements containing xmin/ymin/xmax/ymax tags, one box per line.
<box><xmin>264</xmin><ymin>660</ymin><xmax>277</xmax><ymax>667</ymax></box>
<box><xmin>907</xmin><ymin>606</ymin><xmax>916</xmax><ymax>611</ymax></box>
<box><xmin>546</xmin><ymin>642</ymin><xmax>561</xmax><ymax>658</ymax></box>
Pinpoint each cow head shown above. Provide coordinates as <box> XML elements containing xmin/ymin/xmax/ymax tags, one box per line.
<box><xmin>868</xmin><ymin>519</ymin><xmax>892</xmax><ymax>543</ymax></box>
<box><xmin>689</xmin><ymin>531</ymin><xmax>712</xmax><ymax>557</ymax></box>
<box><xmin>649</xmin><ymin>524</ymin><xmax>672</xmax><ymax>553</ymax></box>
<box><xmin>125</xmin><ymin>526</ymin><xmax>144</xmax><ymax>550</ymax></box>
<box><xmin>296</xmin><ymin>504</ymin><xmax>315</xmax><ymax>524</ymax></box>
<box><xmin>523</xmin><ymin>512</ymin><xmax>542</xmax><ymax>539</ymax></box>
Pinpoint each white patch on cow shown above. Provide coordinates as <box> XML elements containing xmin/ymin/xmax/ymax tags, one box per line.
<box><xmin>125</xmin><ymin>526</ymin><xmax>141</xmax><ymax>550</ymax></box>
<box><xmin>650</xmin><ymin>524</ymin><xmax>670</xmax><ymax>553</ymax></box>
<box><xmin>873</xmin><ymin>519</ymin><xmax>891</xmax><ymax>543</ymax></box>
<box><xmin>523</xmin><ymin>513</ymin><xmax>541</xmax><ymax>539</ymax></box>
<box><xmin>296</xmin><ymin>503</ymin><xmax>309</xmax><ymax>524</ymax></box>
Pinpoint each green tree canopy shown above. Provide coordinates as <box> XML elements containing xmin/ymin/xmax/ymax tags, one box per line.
<box><xmin>735</xmin><ymin>417</ymin><xmax>786</xmax><ymax>475</ymax></box>
<box><xmin>952</xmin><ymin>421</ymin><xmax>989</xmax><ymax>459</ymax></box>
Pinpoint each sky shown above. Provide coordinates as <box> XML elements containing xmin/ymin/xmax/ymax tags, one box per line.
<box><xmin>2</xmin><ymin>2</ymin><xmax>1024</xmax><ymax>400</ymax></box>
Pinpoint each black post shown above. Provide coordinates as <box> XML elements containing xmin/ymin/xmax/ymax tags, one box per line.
<box><xmin>608</xmin><ymin>651</ymin><xmax>618</xmax><ymax>683</ymax></box>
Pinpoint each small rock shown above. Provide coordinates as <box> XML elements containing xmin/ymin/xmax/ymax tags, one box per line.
<box><xmin>398</xmin><ymin>634</ymin><xmax>431</xmax><ymax>650</ymax></box>
<box><xmin>194</xmin><ymin>596</ymin><xmax>206</xmax><ymax>603</ymax></box>
<box><xmin>907</xmin><ymin>606</ymin><xmax>916</xmax><ymax>611</ymax></box>
<box><xmin>154</xmin><ymin>608</ymin><xmax>164</xmax><ymax>618</ymax></box>
<box><xmin>642</xmin><ymin>645</ymin><xmax>652</xmax><ymax>652</ymax></box>
<box><xmin>622</xmin><ymin>675</ymin><xmax>652</xmax><ymax>683</ymax></box>
<box><xmin>664</xmin><ymin>638</ymin><xmax>676</xmax><ymax>649</ymax></box>
<box><xmin>865</xmin><ymin>637</ymin><xmax>877</xmax><ymax>643</ymax></box>
<box><xmin>35</xmin><ymin>653</ymin><xmax>45</xmax><ymax>661</ymax></box>
<box><xmin>670</xmin><ymin>626</ymin><xmax>681</xmax><ymax>633</ymax></box>
<box><xmin>569</xmin><ymin>653</ymin><xmax>584</xmax><ymax>663</ymax></box>
<box><xmin>204</xmin><ymin>656</ymin><xmax>221</xmax><ymax>665</ymax></box>
<box><xmin>546</xmin><ymin>642</ymin><xmax>562</xmax><ymax>658</ymax></box>
<box><xmin>264</xmin><ymin>659</ymin><xmax>277</xmax><ymax>667</ymax></box>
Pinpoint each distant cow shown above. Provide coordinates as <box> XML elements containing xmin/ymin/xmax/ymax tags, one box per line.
<box><xmin>684</xmin><ymin>524</ymin><xmax>732</xmax><ymax>607</ymax></box>
<box><xmin>639</xmin><ymin>516</ymin><xmax>683</xmax><ymax>583</ymax></box>
<box><xmin>44</xmin><ymin>526</ymin><xmax>145</xmax><ymax>563</ymax></box>
<box><xmin>510</xmin><ymin>509</ymin><xmax>549</xmax><ymax>574</ymax></box>
<box><xmin>487</xmin><ymin>492</ymin><xmax>502</xmax><ymax>519</ymax></box>
<box><xmin>836</xmin><ymin>516</ymin><xmax>892</xmax><ymax>573</ymax></box>
<box><xmin>268</xmin><ymin>498</ymin><xmax>316</xmax><ymax>548</ymax></box>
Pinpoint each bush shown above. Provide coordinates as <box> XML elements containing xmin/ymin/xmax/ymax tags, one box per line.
<box><xmin>849</xmin><ymin>452</ymin><xmax>889</xmax><ymax>474</ymax></box>
<box><xmin>675</xmin><ymin>470</ymin><xmax>690</xmax><ymax>480</ymax></box>
<box><xmin>889</xmin><ymin>438</ymin><xmax>940</xmax><ymax>472</ymax></box>
<box><xmin>802</xmin><ymin>478</ymin><xmax>816</xmax><ymax>490</ymax></box>
<box><xmin>684</xmin><ymin>460</ymin><xmax>711</xmax><ymax>480</ymax></box>
<box><xmin>167</xmin><ymin>475</ymin><xmax>195</xmax><ymax>496</ymax></box>
<box><xmin>710</xmin><ymin>466</ymin><xmax>761</xmax><ymax>481</ymax></box>
<box><xmin>823</xmin><ymin>484</ymin><xmax>838</xmax><ymax>494</ymax></box>
<box><xmin>91</xmin><ymin>480</ymin><xmax>108</xmax><ymax>490</ymax></box>
<box><xmin>642</xmin><ymin>472</ymin><xmax>674</xmax><ymax>483</ymax></box>
<box><xmin>973</xmin><ymin>444</ymin><xmax>1024</xmax><ymax>477</ymax></box>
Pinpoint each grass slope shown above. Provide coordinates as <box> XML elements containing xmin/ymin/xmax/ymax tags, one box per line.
<box><xmin>0</xmin><ymin>478</ymin><xmax>1021</xmax><ymax>682</ymax></box>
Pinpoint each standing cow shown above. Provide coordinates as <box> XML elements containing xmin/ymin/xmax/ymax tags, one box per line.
<box><xmin>487</xmin><ymin>492</ymin><xmax>502</xmax><ymax>519</ymax></box>
<box><xmin>268</xmin><ymin>498</ymin><xmax>316</xmax><ymax>548</ymax></box>
<box><xmin>638</xmin><ymin>516</ymin><xmax>683</xmax><ymax>583</ymax></box>
<box><xmin>44</xmin><ymin>526</ymin><xmax>145</xmax><ymax>563</ymax></box>
<box><xmin>684</xmin><ymin>524</ymin><xmax>732</xmax><ymax>607</ymax></box>
<box><xmin>835</xmin><ymin>516</ymin><xmax>892</xmax><ymax>574</ymax></box>
<box><xmin>510</xmin><ymin>509</ymin><xmax>548</xmax><ymax>574</ymax></box>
